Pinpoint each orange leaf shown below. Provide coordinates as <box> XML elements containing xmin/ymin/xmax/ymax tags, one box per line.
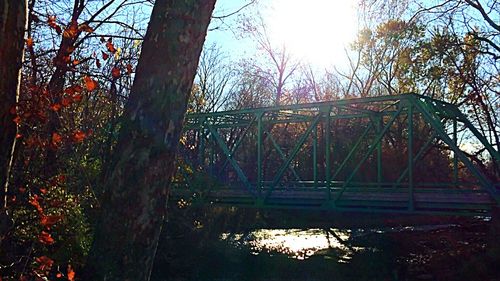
<box><xmin>73</xmin><ymin>130</ymin><xmax>86</xmax><ymax>143</ymax></box>
<box><xmin>50</xmin><ymin>103</ymin><xmax>62</xmax><ymax>111</ymax></box>
<box><xmin>52</xmin><ymin>132</ymin><xmax>62</xmax><ymax>146</ymax></box>
<box><xmin>83</xmin><ymin>76</ymin><xmax>98</xmax><ymax>91</ymax></box>
<box><xmin>106</xmin><ymin>38</ymin><xmax>116</xmax><ymax>53</ymax></box>
<box><xmin>72</xmin><ymin>59</ymin><xmax>80</xmax><ymax>66</ymax></box>
<box><xmin>102</xmin><ymin>51</ymin><xmax>109</xmax><ymax>60</ymax></box>
<box><xmin>56</xmin><ymin>273</ymin><xmax>62</xmax><ymax>278</ymax></box>
<box><xmin>67</xmin><ymin>265</ymin><xmax>75</xmax><ymax>281</ymax></box>
<box><xmin>111</xmin><ymin>67</ymin><xmax>121</xmax><ymax>79</ymax></box>
<box><xmin>26</xmin><ymin>37</ymin><xmax>34</xmax><ymax>48</ymax></box>
<box><xmin>38</xmin><ymin>231</ymin><xmax>55</xmax><ymax>245</ymax></box>
<box><xmin>126</xmin><ymin>64</ymin><xmax>133</xmax><ymax>74</ymax></box>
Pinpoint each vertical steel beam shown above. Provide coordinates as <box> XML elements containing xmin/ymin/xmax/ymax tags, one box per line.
<box><xmin>408</xmin><ymin>104</ymin><xmax>414</xmax><ymax>211</ymax></box>
<box><xmin>257</xmin><ymin>112</ymin><xmax>263</xmax><ymax>192</ymax></box>
<box><xmin>376</xmin><ymin>115</ymin><xmax>383</xmax><ymax>187</ymax></box>
<box><xmin>198</xmin><ymin>117</ymin><xmax>206</xmax><ymax>167</ymax></box>
<box><xmin>323</xmin><ymin>106</ymin><xmax>332</xmax><ymax>199</ymax></box>
<box><xmin>313</xmin><ymin>125</ymin><xmax>318</xmax><ymax>188</ymax></box>
<box><xmin>453</xmin><ymin>118</ymin><xmax>458</xmax><ymax>186</ymax></box>
<box><xmin>209</xmin><ymin>133</ymin><xmax>215</xmax><ymax>174</ymax></box>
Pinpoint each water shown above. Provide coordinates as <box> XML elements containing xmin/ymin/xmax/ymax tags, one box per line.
<box><xmin>221</xmin><ymin>228</ymin><xmax>364</xmax><ymax>261</ymax></box>
<box><xmin>152</xmin><ymin>213</ymin><xmax>493</xmax><ymax>281</ymax></box>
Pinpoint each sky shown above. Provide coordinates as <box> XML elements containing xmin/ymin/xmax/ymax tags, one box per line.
<box><xmin>205</xmin><ymin>0</ymin><xmax>361</xmax><ymax>70</ymax></box>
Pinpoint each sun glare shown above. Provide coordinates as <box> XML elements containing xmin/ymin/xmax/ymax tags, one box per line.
<box><xmin>266</xmin><ymin>0</ymin><xmax>359</xmax><ymax>68</ymax></box>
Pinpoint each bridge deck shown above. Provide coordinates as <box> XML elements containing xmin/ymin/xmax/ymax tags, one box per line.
<box><xmin>171</xmin><ymin>187</ymin><xmax>496</xmax><ymax>215</ymax></box>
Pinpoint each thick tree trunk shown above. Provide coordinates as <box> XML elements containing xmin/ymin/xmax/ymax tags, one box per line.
<box><xmin>83</xmin><ymin>1</ymin><xmax>216</xmax><ymax>280</ymax></box>
<box><xmin>0</xmin><ymin>0</ymin><xmax>27</xmax><ymax>210</ymax></box>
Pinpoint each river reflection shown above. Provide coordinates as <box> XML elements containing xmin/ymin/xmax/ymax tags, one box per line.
<box><xmin>220</xmin><ymin>228</ymin><xmax>364</xmax><ymax>261</ymax></box>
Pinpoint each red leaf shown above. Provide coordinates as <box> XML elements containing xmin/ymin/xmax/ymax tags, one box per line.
<box><xmin>29</xmin><ymin>195</ymin><xmax>43</xmax><ymax>213</ymax></box>
<box><xmin>61</xmin><ymin>97</ymin><xmax>72</xmax><ymax>107</ymax></box>
<box><xmin>83</xmin><ymin>76</ymin><xmax>98</xmax><ymax>91</ymax></box>
<box><xmin>13</xmin><ymin>116</ymin><xmax>21</xmax><ymax>124</ymax></box>
<box><xmin>126</xmin><ymin>64</ymin><xmax>133</xmax><ymax>74</ymax></box>
<box><xmin>35</xmin><ymin>256</ymin><xmax>54</xmax><ymax>271</ymax></box>
<box><xmin>38</xmin><ymin>231</ymin><xmax>55</xmax><ymax>245</ymax></box>
<box><xmin>58</xmin><ymin>174</ymin><xmax>66</xmax><ymax>183</ymax></box>
<box><xmin>96</xmin><ymin>58</ymin><xmax>101</xmax><ymax>68</ymax></box>
<box><xmin>106</xmin><ymin>38</ymin><xmax>116</xmax><ymax>53</ymax></box>
<box><xmin>102</xmin><ymin>51</ymin><xmax>109</xmax><ymax>60</ymax></box>
<box><xmin>73</xmin><ymin>130</ymin><xmax>86</xmax><ymax>143</ymax></box>
<box><xmin>73</xmin><ymin>94</ymin><xmax>83</xmax><ymax>102</ymax></box>
<box><xmin>52</xmin><ymin>132</ymin><xmax>62</xmax><ymax>146</ymax></box>
<box><xmin>111</xmin><ymin>66</ymin><xmax>121</xmax><ymax>79</ymax></box>
<box><xmin>41</xmin><ymin>215</ymin><xmax>63</xmax><ymax>228</ymax></box>
<box><xmin>64</xmin><ymin>85</ymin><xmax>82</xmax><ymax>95</ymax></box>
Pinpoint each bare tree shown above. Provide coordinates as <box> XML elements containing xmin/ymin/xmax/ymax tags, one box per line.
<box><xmin>239</xmin><ymin>15</ymin><xmax>301</xmax><ymax>105</ymax></box>
<box><xmin>190</xmin><ymin>43</ymin><xmax>235</xmax><ymax>113</ymax></box>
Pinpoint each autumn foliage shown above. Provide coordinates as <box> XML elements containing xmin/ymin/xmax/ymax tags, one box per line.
<box><xmin>1</xmin><ymin>1</ymin><xmax>142</xmax><ymax>279</ymax></box>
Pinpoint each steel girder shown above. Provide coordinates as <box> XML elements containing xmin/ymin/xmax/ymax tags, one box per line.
<box><xmin>173</xmin><ymin>94</ymin><xmax>500</xmax><ymax>215</ymax></box>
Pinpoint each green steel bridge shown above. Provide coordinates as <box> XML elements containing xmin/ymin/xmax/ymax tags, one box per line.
<box><xmin>171</xmin><ymin>94</ymin><xmax>500</xmax><ymax>216</ymax></box>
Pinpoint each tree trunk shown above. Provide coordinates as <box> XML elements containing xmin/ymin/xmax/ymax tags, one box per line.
<box><xmin>83</xmin><ymin>1</ymin><xmax>216</xmax><ymax>280</ymax></box>
<box><xmin>0</xmin><ymin>0</ymin><xmax>27</xmax><ymax>210</ymax></box>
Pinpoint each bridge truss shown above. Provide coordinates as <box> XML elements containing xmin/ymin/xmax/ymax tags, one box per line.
<box><xmin>172</xmin><ymin>94</ymin><xmax>500</xmax><ymax>215</ymax></box>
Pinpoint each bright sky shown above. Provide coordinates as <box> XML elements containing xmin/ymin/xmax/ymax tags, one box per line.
<box><xmin>206</xmin><ymin>0</ymin><xmax>360</xmax><ymax>69</ymax></box>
